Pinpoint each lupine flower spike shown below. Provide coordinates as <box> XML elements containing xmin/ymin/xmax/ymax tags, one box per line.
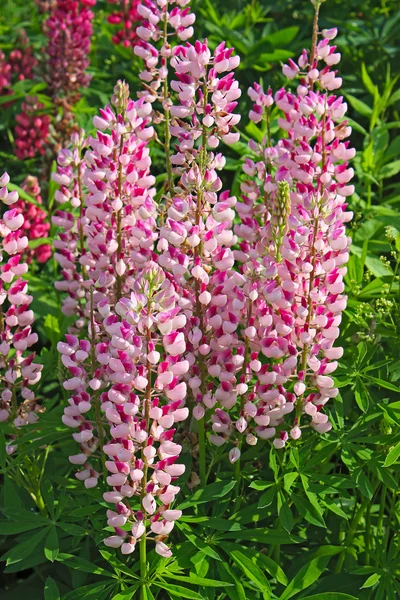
<box><xmin>0</xmin><ymin>173</ymin><xmax>43</xmax><ymax>434</ymax></box>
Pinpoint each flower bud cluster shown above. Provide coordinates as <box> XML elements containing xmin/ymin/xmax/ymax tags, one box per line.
<box><xmin>14</xmin><ymin>96</ymin><xmax>51</xmax><ymax>160</ymax></box>
<box><xmin>107</xmin><ymin>0</ymin><xmax>142</xmax><ymax>48</ymax></box>
<box><xmin>44</xmin><ymin>0</ymin><xmax>95</xmax><ymax>99</ymax></box>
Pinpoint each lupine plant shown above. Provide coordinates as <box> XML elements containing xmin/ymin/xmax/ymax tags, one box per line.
<box><xmin>1</xmin><ymin>0</ymin><xmax>400</xmax><ymax>599</ymax></box>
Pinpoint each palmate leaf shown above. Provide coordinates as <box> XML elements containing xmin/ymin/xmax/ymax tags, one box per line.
<box><xmin>279</xmin><ymin>552</ymin><xmax>338</xmax><ymax>600</ymax></box>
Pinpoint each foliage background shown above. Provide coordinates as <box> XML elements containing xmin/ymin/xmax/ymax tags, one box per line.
<box><xmin>1</xmin><ymin>0</ymin><xmax>400</xmax><ymax>599</ymax></box>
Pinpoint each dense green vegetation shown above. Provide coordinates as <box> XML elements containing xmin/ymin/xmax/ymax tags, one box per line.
<box><xmin>1</xmin><ymin>1</ymin><xmax>400</xmax><ymax>599</ymax></box>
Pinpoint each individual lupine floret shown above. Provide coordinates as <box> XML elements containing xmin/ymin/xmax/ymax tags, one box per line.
<box><xmin>0</xmin><ymin>173</ymin><xmax>43</xmax><ymax>428</ymax></box>
<box><xmin>101</xmin><ymin>262</ymin><xmax>188</xmax><ymax>557</ymax></box>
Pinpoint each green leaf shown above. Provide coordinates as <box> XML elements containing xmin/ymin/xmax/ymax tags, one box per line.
<box><xmin>345</xmin><ymin>94</ymin><xmax>372</xmax><ymax>118</ymax></box>
<box><xmin>301</xmin><ymin>595</ymin><xmax>357</xmax><ymax>600</ymax></box>
<box><xmin>222</xmin><ymin>528</ymin><xmax>299</xmax><ymax>544</ymax></box>
<box><xmin>179</xmin><ymin>480</ymin><xmax>235</xmax><ymax>509</ymax></box>
<box><xmin>367</xmin><ymin>376</ymin><xmax>400</xmax><ymax>393</ymax></box>
<box><xmin>361</xmin><ymin>63</ymin><xmax>379</xmax><ymax>97</ymax></box>
<box><xmin>163</xmin><ymin>573</ymin><xmax>233</xmax><ymax>588</ymax></box>
<box><xmin>384</xmin><ymin>441</ymin><xmax>400</xmax><ymax>467</ymax></box>
<box><xmin>1</xmin><ymin>527</ymin><xmax>49</xmax><ymax>565</ymax></box>
<box><xmin>279</xmin><ymin>501</ymin><xmax>294</xmax><ymax>533</ymax></box>
<box><xmin>355</xmin><ymin>469</ymin><xmax>374</xmax><ymax>500</ymax></box>
<box><xmin>56</xmin><ymin>553</ymin><xmax>114</xmax><ymax>578</ymax></box>
<box><xmin>257</xmin><ymin>486</ymin><xmax>276</xmax><ymax>509</ymax></box>
<box><xmin>361</xmin><ymin>573</ymin><xmax>382</xmax><ymax>588</ymax></box>
<box><xmin>153</xmin><ymin>581</ymin><xmax>203</xmax><ymax>599</ymax></box>
<box><xmin>184</xmin><ymin>532</ymin><xmax>221</xmax><ymax>561</ymax></box>
<box><xmin>44</xmin><ymin>577</ymin><xmax>60</xmax><ymax>600</ymax></box>
<box><xmin>283</xmin><ymin>472</ymin><xmax>299</xmax><ymax>492</ymax></box>
<box><xmin>230</xmin><ymin>550</ymin><xmax>271</xmax><ymax>594</ymax></box>
<box><xmin>44</xmin><ymin>527</ymin><xmax>59</xmax><ymax>562</ymax></box>
<box><xmin>63</xmin><ymin>582</ymin><xmax>115</xmax><ymax>600</ymax></box>
<box><xmin>0</xmin><ymin>519</ymin><xmax>45</xmax><ymax>535</ymax></box>
<box><xmin>249</xmin><ymin>480</ymin><xmax>271</xmax><ymax>491</ymax></box>
<box><xmin>43</xmin><ymin>314</ymin><xmax>61</xmax><ymax>346</ymax></box>
<box><xmin>279</xmin><ymin>555</ymin><xmax>333</xmax><ymax>600</ymax></box>
<box><xmin>292</xmin><ymin>495</ymin><xmax>326</xmax><ymax>528</ymax></box>
<box><xmin>380</xmin><ymin>160</ymin><xmax>400</xmax><ymax>179</ymax></box>
<box><xmin>111</xmin><ymin>584</ymin><xmax>141</xmax><ymax>600</ymax></box>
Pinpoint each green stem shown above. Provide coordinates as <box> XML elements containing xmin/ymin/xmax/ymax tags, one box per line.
<box><xmin>89</xmin><ymin>287</ymin><xmax>107</xmax><ymax>477</ymax></box>
<box><xmin>140</xmin><ymin>321</ymin><xmax>152</xmax><ymax>599</ymax></box>
<box><xmin>336</xmin><ymin>485</ymin><xmax>379</xmax><ymax>573</ymax></box>
<box><xmin>140</xmin><ymin>533</ymin><xmax>147</xmax><ymax>600</ymax></box>
<box><xmin>193</xmin><ymin>78</ymin><xmax>209</xmax><ymax>487</ymax></box>
<box><xmin>365</xmin><ymin>502</ymin><xmax>371</xmax><ymax>565</ymax></box>
<box><xmin>377</xmin><ymin>483</ymin><xmax>387</xmax><ymax>534</ymax></box>
<box><xmin>198</xmin><ymin>416</ymin><xmax>206</xmax><ymax>486</ymax></box>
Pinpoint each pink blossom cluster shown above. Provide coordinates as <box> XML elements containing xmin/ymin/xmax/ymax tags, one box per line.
<box><xmin>0</xmin><ymin>173</ymin><xmax>43</xmax><ymax>428</ymax></box>
<box><xmin>52</xmin><ymin>129</ymin><xmax>89</xmax><ymax>326</ymax></box>
<box><xmin>153</xmin><ymin>39</ymin><xmax>242</xmax><ymax>445</ymax></box>
<box><xmin>14</xmin><ymin>97</ymin><xmax>51</xmax><ymax>160</ymax></box>
<box><xmin>0</xmin><ymin>32</ymin><xmax>37</xmax><ymax>108</ymax></box>
<box><xmin>55</xmin><ymin>82</ymin><xmax>188</xmax><ymax>556</ymax></box>
<box><xmin>13</xmin><ymin>176</ymin><xmax>52</xmax><ymax>264</ymax></box>
<box><xmin>107</xmin><ymin>0</ymin><xmax>142</xmax><ymax>48</ymax></box>
<box><xmin>8</xmin><ymin>30</ymin><xmax>38</xmax><ymax>84</ymax></box>
<box><xmin>0</xmin><ymin>50</ymin><xmax>12</xmax><ymax>99</ymax></box>
<box><xmin>44</xmin><ymin>0</ymin><xmax>96</xmax><ymax>99</ymax></box>
<box><xmin>134</xmin><ymin>0</ymin><xmax>195</xmax><ymax>92</ymax></box>
<box><xmin>218</xmin><ymin>26</ymin><xmax>353</xmax><ymax>453</ymax></box>
<box><xmin>51</xmin><ymin>3</ymin><xmax>354</xmax><ymax>557</ymax></box>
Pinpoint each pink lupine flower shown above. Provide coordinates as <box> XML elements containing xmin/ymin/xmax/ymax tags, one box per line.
<box><xmin>0</xmin><ymin>173</ymin><xmax>43</xmax><ymax>428</ymax></box>
<box><xmin>9</xmin><ymin>30</ymin><xmax>38</xmax><ymax>83</ymax></box>
<box><xmin>52</xmin><ymin>129</ymin><xmax>89</xmax><ymax>327</ymax></box>
<box><xmin>12</xmin><ymin>176</ymin><xmax>52</xmax><ymax>264</ymax></box>
<box><xmin>53</xmin><ymin>81</ymin><xmax>187</xmax><ymax>556</ymax></box>
<box><xmin>44</xmin><ymin>0</ymin><xmax>95</xmax><ymax>99</ymax></box>
<box><xmin>14</xmin><ymin>97</ymin><xmax>50</xmax><ymax>160</ymax></box>
<box><xmin>0</xmin><ymin>31</ymin><xmax>37</xmax><ymax>109</ymax></box>
<box><xmin>107</xmin><ymin>0</ymin><xmax>142</xmax><ymax>48</ymax></box>
<box><xmin>223</xmin><ymin>24</ymin><xmax>353</xmax><ymax>452</ymax></box>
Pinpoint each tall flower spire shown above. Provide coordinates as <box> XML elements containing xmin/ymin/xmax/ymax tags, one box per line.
<box><xmin>0</xmin><ymin>174</ymin><xmax>43</xmax><ymax>429</ymax></box>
